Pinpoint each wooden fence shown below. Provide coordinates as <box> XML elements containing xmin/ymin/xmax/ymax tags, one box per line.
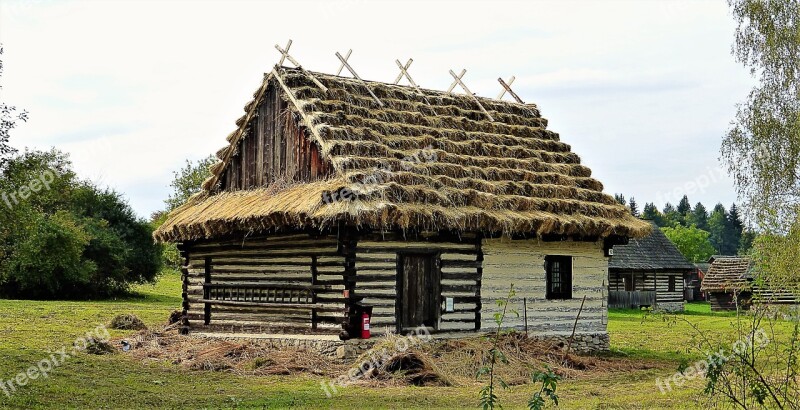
<box><xmin>608</xmin><ymin>290</ymin><xmax>656</xmax><ymax>309</ymax></box>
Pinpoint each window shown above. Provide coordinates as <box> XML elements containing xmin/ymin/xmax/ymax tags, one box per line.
<box><xmin>545</xmin><ymin>255</ymin><xmax>573</xmax><ymax>300</ymax></box>
<box><xmin>668</xmin><ymin>276</ymin><xmax>676</xmax><ymax>292</ymax></box>
<box><xmin>623</xmin><ymin>274</ymin><xmax>634</xmax><ymax>291</ymax></box>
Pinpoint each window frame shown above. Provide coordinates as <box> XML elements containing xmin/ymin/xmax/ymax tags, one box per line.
<box><xmin>545</xmin><ymin>255</ymin><xmax>573</xmax><ymax>300</ymax></box>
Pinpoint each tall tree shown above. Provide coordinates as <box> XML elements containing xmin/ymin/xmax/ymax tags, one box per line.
<box><xmin>726</xmin><ymin>203</ymin><xmax>744</xmax><ymax>252</ymax></box>
<box><xmin>721</xmin><ymin>0</ymin><xmax>800</xmax><ymax>227</ymax></box>
<box><xmin>661</xmin><ymin>225</ymin><xmax>717</xmax><ymax>263</ymax></box>
<box><xmin>690</xmin><ymin>202</ymin><xmax>710</xmax><ymax>231</ymax></box>
<box><xmin>163</xmin><ymin>155</ymin><xmax>216</xmax><ymax>212</ymax></box>
<box><xmin>628</xmin><ymin>197</ymin><xmax>640</xmax><ymax>217</ymax></box>
<box><xmin>614</xmin><ymin>194</ymin><xmax>626</xmax><ymax>207</ymax></box>
<box><xmin>155</xmin><ymin>155</ymin><xmax>215</xmax><ymax>269</ymax></box>
<box><xmin>677</xmin><ymin>195</ymin><xmax>692</xmax><ymax>216</ymax></box>
<box><xmin>0</xmin><ymin>45</ymin><xmax>28</xmax><ymax>168</ymax></box>
<box><xmin>662</xmin><ymin>203</ymin><xmax>682</xmax><ymax>227</ymax></box>
<box><xmin>709</xmin><ymin>203</ymin><xmax>730</xmax><ymax>255</ymax></box>
<box><xmin>642</xmin><ymin>202</ymin><xmax>665</xmax><ymax>226</ymax></box>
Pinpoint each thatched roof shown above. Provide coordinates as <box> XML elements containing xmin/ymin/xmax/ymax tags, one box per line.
<box><xmin>609</xmin><ymin>221</ymin><xmax>695</xmax><ymax>272</ymax></box>
<box><xmin>154</xmin><ymin>66</ymin><xmax>651</xmax><ymax>242</ymax></box>
<box><xmin>700</xmin><ymin>257</ymin><xmax>753</xmax><ymax>292</ymax></box>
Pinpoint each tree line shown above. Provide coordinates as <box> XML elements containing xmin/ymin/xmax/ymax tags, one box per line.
<box><xmin>614</xmin><ymin>194</ymin><xmax>753</xmax><ymax>263</ymax></box>
<box><xmin>0</xmin><ymin>45</ymin><xmax>162</xmax><ymax>299</ymax></box>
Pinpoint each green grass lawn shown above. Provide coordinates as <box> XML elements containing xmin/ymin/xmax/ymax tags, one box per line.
<box><xmin>0</xmin><ymin>271</ymin><xmax>775</xmax><ymax>409</ymax></box>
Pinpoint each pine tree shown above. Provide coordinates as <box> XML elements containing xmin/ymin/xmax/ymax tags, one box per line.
<box><xmin>628</xmin><ymin>197</ymin><xmax>640</xmax><ymax>217</ymax></box>
<box><xmin>690</xmin><ymin>202</ymin><xmax>710</xmax><ymax>231</ymax></box>
<box><xmin>709</xmin><ymin>203</ymin><xmax>728</xmax><ymax>255</ymax></box>
<box><xmin>614</xmin><ymin>194</ymin><xmax>626</xmax><ymax>206</ymax></box>
<box><xmin>642</xmin><ymin>202</ymin><xmax>664</xmax><ymax>226</ymax></box>
<box><xmin>676</xmin><ymin>195</ymin><xmax>691</xmax><ymax>226</ymax></box>
<box><xmin>662</xmin><ymin>203</ymin><xmax>681</xmax><ymax>227</ymax></box>
<box><xmin>726</xmin><ymin>204</ymin><xmax>744</xmax><ymax>254</ymax></box>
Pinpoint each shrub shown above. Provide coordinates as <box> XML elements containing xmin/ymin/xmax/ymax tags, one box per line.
<box><xmin>0</xmin><ymin>149</ymin><xmax>162</xmax><ymax>299</ymax></box>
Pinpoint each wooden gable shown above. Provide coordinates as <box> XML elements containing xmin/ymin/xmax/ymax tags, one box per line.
<box><xmin>219</xmin><ymin>81</ymin><xmax>332</xmax><ymax>192</ymax></box>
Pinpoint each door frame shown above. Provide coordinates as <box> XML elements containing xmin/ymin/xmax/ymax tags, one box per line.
<box><xmin>395</xmin><ymin>251</ymin><xmax>442</xmax><ymax>334</ymax></box>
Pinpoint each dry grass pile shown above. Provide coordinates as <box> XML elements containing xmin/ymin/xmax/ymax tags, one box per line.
<box><xmin>349</xmin><ymin>334</ymin><xmax>454</xmax><ymax>387</ymax></box>
<box><xmin>115</xmin><ymin>326</ymin><xmax>346</xmax><ymax>377</ymax></box>
<box><xmin>84</xmin><ymin>338</ymin><xmax>116</xmax><ymax>355</ymax></box>
<box><xmin>352</xmin><ymin>332</ymin><xmax>664</xmax><ymax>387</ymax></box>
<box><xmin>116</xmin><ymin>327</ymin><xmax>663</xmax><ymax>388</ymax></box>
<box><xmin>109</xmin><ymin>314</ymin><xmax>147</xmax><ymax>330</ymax></box>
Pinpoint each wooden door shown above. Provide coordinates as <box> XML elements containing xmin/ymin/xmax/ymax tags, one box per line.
<box><xmin>398</xmin><ymin>253</ymin><xmax>441</xmax><ymax>332</ymax></box>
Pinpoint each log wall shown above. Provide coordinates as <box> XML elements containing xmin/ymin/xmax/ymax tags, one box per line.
<box><xmin>480</xmin><ymin>238</ymin><xmax>608</xmax><ymax>336</ymax></box>
<box><xmin>354</xmin><ymin>233</ymin><xmax>482</xmax><ymax>334</ymax></box>
<box><xmin>182</xmin><ymin>233</ymin><xmax>347</xmax><ymax>334</ymax></box>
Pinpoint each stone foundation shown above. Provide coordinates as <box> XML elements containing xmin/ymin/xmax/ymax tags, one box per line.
<box><xmin>529</xmin><ymin>332</ymin><xmax>610</xmax><ymax>353</ymax></box>
<box><xmin>655</xmin><ymin>302</ymin><xmax>685</xmax><ymax>313</ymax></box>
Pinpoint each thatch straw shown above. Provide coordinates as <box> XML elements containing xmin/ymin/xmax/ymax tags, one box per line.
<box><xmin>154</xmin><ymin>67</ymin><xmax>650</xmax><ymax>242</ymax></box>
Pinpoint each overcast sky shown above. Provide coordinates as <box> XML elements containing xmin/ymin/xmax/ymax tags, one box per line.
<box><xmin>0</xmin><ymin>0</ymin><xmax>753</xmax><ymax>219</ymax></box>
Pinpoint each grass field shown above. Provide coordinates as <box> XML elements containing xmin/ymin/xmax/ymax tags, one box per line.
<box><xmin>0</xmin><ymin>270</ymin><xmax>777</xmax><ymax>409</ymax></box>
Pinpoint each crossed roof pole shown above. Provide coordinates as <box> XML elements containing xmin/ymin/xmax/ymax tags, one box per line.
<box><xmin>272</xmin><ymin>39</ymin><xmax>529</xmax><ymax>118</ymax></box>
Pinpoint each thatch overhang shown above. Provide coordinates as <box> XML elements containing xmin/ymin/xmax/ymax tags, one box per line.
<box><xmin>154</xmin><ymin>66</ymin><xmax>651</xmax><ymax>242</ymax></box>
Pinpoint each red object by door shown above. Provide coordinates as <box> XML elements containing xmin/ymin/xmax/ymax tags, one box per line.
<box><xmin>361</xmin><ymin>312</ymin><xmax>371</xmax><ymax>339</ymax></box>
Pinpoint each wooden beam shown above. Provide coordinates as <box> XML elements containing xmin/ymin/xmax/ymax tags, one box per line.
<box><xmin>497</xmin><ymin>76</ymin><xmax>524</xmax><ymax>104</ymax></box>
<box><xmin>446</xmin><ymin>69</ymin><xmax>465</xmax><ymax>94</ymax></box>
<box><xmin>393</xmin><ymin>58</ymin><xmax>413</xmax><ymax>84</ymax></box>
<box><xmin>277</xmin><ymin>39</ymin><xmax>292</xmax><ymax>66</ymax></box>
<box><xmin>335</xmin><ymin>51</ymin><xmax>384</xmax><ymax>106</ymax></box>
<box><xmin>271</xmin><ymin>68</ymin><xmax>327</xmax><ymax>145</ymax></box>
<box><xmin>274</xmin><ymin>41</ymin><xmax>328</xmax><ymax>92</ymax></box>
<box><xmin>394</xmin><ymin>58</ymin><xmax>431</xmax><ymax>105</ymax></box>
<box><xmin>448</xmin><ymin>69</ymin><xmax>494</xmax><ymax>121</ymax></box>
<box><xmin>336</xmin><ymin>49</ymin><xmax>352</xmax><ymax>76</ymax></box>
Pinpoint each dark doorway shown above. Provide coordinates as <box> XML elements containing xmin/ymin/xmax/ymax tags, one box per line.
<box><xmin>397</xmin><ymin>253</ymin><xmax>441</xmax><ymax>333</ymax></box>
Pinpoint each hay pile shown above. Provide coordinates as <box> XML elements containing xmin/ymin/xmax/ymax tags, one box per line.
<box><xmin>110</xmin><ymin>314</ymin><xmax>147</xmax><ymax>330</ymax></box>
<box><xmin>349</xmin><ymin>332</ymin><xmax>662</xmax><ymax>388</ymax></box>
<box><xmin>116</xmin><ymin>326</ymin><xmax>346</xmax><ymax>377</ymax></box>
<box><xmin>116</xmin><ymin>327</ymin><xmax>664</xmax><ymax>388</ymax></box>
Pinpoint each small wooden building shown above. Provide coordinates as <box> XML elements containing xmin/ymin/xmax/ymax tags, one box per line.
<box><xmin>702</xmin><ymin>256</ymin><xmax>797</xmax><ymax>311</ymax></box>
<box><xmin>154</xmin><ymin>66</ymin><xmax>649</xmax><ymax>351</ymax></box>
<box><xmin>701</xmin><ymin>256</ymin><xmax>753</xmax><ymax>311</ymax></box>
<box><xmin>608</xmin><ymin>221</ymin><xmax>695</xmax><ymax>311</ymax></box>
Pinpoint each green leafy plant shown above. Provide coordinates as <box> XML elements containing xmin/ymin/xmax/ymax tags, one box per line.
<box><xmin>528</xmin><ymin>365</ymin><xmax>561</xmax><ymax>410</ymax></box>
<box><xmin>477</xmin><ymin>284</ymin><xmax>517</xmax><ymax>409</ymax></box>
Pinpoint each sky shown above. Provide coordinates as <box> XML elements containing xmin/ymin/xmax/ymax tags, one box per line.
<box><xmin>0</xmin><ymin>0</ymin><xmax>753</xmax><ymax>219</ymax></box>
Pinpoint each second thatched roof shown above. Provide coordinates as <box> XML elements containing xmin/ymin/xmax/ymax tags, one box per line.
<box><xmin>154</xmin><ymin>66</ymin><xmax>651</xmax><ymax>242</ymax></box>
<box><xmin>701</xmin><ymin>257</ymin><xmax>753</xmax><ymax>292</ymax></box>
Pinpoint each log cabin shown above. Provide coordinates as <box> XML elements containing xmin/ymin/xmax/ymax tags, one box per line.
<box><xmin>702</xmin><ymin>256</ymin><xmax>798</xmax><ymax>311</ymax></box>
<box><xmin>608</xmin><ymin>221</ymin><xmax>695</xmax><ymax>312</ymax></box>
<box><xmin>154</xmin><ymin>65</ymin><xmax>650</xmax><ymax>352</ymax></box>
<box><xmin>701</xmin><ymin>256</ymin><xmax>754</xmax><ymax>311</ymax></box>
